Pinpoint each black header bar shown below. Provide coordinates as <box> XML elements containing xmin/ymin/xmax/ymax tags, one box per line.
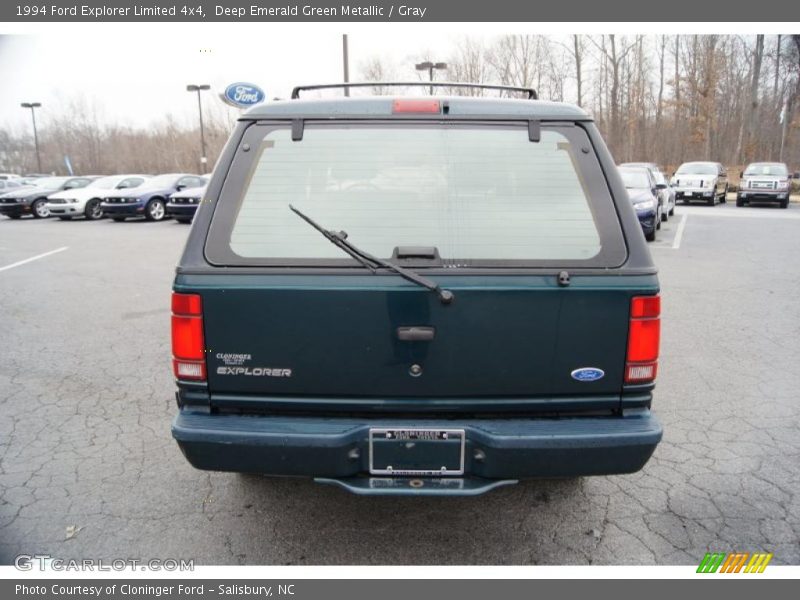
<box><xmin>2</xmin><ymin>0</ymin><xmax>799</xmax><ymax>22</ymax></box>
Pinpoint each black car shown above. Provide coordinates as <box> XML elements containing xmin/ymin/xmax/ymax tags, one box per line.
<box><xmin>169</xmin><ymin>82</ymin><xmax>663</xmax><ymax>496</ymax></box>
<box><xmin>0</xmin><ymin>176</ymin><xmax>98</xmax><ymax>219</ymax></box>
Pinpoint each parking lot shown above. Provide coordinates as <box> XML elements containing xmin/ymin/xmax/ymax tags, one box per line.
<box><xmin>1</xmin><ymin>200</ymin><xmax>799</xmax><ymax>566</ymax></box>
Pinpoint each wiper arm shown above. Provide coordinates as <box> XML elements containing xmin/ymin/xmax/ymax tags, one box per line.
<box><xmin>289</xmin><ymin>204</ymin><xmax>454</xmax><ymax>305</ymax></box>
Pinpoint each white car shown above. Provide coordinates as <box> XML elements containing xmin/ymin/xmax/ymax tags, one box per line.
<box><xmin>45</xmin><ymin>174</ymin><xmax>150</xmax><ymax>220</ymax></box>
<box><xmin>672</xmin><ymin>162</ymin><xmax>729</xmax><ymax>206</ymax></box>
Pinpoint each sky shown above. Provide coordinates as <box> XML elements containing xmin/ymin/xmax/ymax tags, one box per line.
<box><xmin>0</xmin><ymin>28</ymin><xmax>466</xmax><ymax>132</ymax></box>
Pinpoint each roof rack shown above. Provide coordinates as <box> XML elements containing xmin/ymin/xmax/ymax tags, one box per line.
<box><xmin>290</xmin><ymin>82</ymin><xmax>538</xmax><ymax>100</ymax></box>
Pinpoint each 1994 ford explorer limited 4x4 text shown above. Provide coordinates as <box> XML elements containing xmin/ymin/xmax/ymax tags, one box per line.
<box><xmin>170</xmin><ymin>82</ymin><xmax>663</xmax><ymax>496</ymax></box>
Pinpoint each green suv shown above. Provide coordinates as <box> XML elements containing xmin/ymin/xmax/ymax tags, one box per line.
<box><xmin>170</xmin><ymin>83</ymin><xmax>663</xmax><ymax>496</ymax></box>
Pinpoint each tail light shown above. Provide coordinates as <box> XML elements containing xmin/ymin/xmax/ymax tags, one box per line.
<box><xmin>625</xmin><ymin>295</ymin><xmax>660</xmax><ymax>384</ymax></box>
<box><xmin>392</xmin><ymin>99</ymin><xmax>441</xmax><ymax>114</ymax></box>
<box><xmin>171</xmin><ymin>292</ymin><xmax>206</xmax><ymax>381</ymax></box>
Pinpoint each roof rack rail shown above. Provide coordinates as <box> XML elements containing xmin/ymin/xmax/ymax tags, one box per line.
<box><xmin>291</xmin><ymin>82</ymin><xmax>538</xmax><ymax>100</ymax></box>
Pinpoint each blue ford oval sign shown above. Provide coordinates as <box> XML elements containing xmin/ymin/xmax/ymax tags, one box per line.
<box><xmin>222</xmin><ymin>82</ymin><xmax>266</xmax><ymax>108</ymax></box>
<box><xmin>571</xmin><ymin>367</ymin><xmax>605</xmax><ymax>382</ymax></box>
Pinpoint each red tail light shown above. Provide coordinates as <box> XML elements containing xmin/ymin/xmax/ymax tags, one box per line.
<box><xmin>171</xmin><ymin>292</ymin><xmax>206</xmax><ymax>381</ymax></box>
<box><xmin>625</xmin><ymin>295</ymin><xmax>660</xmax><ymax>383</ymax></box>
<box><xmin>392</xmin><ymin>99</ymin><xmax>441</xmax><ymax>114</ymax></box>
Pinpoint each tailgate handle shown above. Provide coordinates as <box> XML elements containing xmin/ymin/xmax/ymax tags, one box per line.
<box><xmin>397</xmin><ymin>326</ymin><xmax>435</xmax><ymax>342</ymax></box>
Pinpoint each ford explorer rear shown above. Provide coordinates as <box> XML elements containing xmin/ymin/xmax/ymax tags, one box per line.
<box><xmin>170</xmin><ymin>82</ymin><xmax>663</xmax><ymax>496</ymax></box>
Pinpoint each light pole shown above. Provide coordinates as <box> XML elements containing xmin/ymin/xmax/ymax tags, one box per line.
<box><xmin>20</xmin><ymin>102</ymin><xmax>42</xmax><ymax>172</ymax></box>
<box><xmin>342</xmin><ymin>34</ymin><xmax>350</xmax><ymax>97</ymax></box>
<box><xmin>415</xmin><ymin>61</ymin><xmax>447</xmax><ymax>95</ymax></box>
<box><xmin>186</xmin><ymin>84</ymin><xmax>210</xmax><ymax>170</ymax></box>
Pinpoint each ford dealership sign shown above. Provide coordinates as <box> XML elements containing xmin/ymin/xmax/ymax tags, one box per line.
<box><xmin>222</xmin><ymin>82</ymin><xmax>266</xmax><ymax>108</ymax></box>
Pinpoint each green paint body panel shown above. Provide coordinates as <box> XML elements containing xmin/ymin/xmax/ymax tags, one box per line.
<box><xmin>175</xmin><ymin>273</ymin><xmax>657</xmax><ymax>400</ymax></box>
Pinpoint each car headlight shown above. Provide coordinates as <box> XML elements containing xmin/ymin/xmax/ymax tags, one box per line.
<box><xmin>777</xmin><ymin>180</ymin><xmax>789</xmax><ymax>190</ymax></box>
<box><xmin>634</xmin><ymin>200</ymin><xmax>656</xmax><ymax>210</ymax></box>
<box><xmin>705</xmin><ymin>180</ymin><xmax>715</xmax><ymax>189</ymax></box>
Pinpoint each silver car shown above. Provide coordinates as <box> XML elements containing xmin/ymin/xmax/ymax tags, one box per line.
<box><xmin>737</xmin><ymin>162</ymin><xmax>793</xmax><ymax>209</ymax></box>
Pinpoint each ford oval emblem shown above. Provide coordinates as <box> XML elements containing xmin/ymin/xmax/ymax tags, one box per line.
<box><xmin>222</xmin><ymin>82</ymin><xmax>266</xmax><ymax>108</ymax></box>
<box><xmin>571</xmin><ymin>367</ymin><xmax>605</xmax><ymax>382</ymax></box>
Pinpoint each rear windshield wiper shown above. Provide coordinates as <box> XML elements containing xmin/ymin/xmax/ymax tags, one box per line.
<box><xmin>289</xmin><ymin>204</ymin><xmax>454</xmax><ymax>305</ymax></box>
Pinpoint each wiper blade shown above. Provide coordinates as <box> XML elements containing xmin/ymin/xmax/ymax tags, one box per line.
<box><xmin>289</xmin><ymin>204</ymin><xmax>454</xmax><ymax>305</ymax></box>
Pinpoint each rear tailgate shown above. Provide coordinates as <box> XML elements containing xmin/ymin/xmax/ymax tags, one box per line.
<box><xmin>183</xmin><ymin>274</ymin><xmax>655</xmax><ymax>400</ymax></box>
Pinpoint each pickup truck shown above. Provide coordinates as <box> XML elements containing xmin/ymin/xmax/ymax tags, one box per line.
<box><xmin>170</xmin><ymin>82</ymin><xmax>663</xmax><ymax>496</ymax></box>
<box><xmin>737</xmin><ymin>162</ymin><xmax>794</xmax><ymax>208</ymax></box>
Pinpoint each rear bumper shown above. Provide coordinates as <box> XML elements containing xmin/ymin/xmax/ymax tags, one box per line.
<box><xmin>172</xmin><ymin>409</ymin><xmax>662</xmax><ymax>491</ymax></box>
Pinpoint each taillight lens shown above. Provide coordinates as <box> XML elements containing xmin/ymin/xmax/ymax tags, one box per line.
<box><xmin>171</xmin><ymin>292</ymin><xmax>206</xmax><ymax>381</ymax></box>
<box><xmin>392</xmin><ymin>99</ymin><xmax>441</xmax><ymax>114</ymax></box>
<box><xmin>625</xmin><ymin>295</ymin><xmax>660</xmax><ymax>384</ymax></box>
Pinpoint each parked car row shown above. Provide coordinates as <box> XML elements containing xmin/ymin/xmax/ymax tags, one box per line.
<box><xmin>616</xmin><ymin>160</ymin><xmax>796</xmax><ymax>242</ymax></box>
<box><xmin>0</xmin><ymin>173</ymin><xmax>209</xmax><ymax>223</ymax></box>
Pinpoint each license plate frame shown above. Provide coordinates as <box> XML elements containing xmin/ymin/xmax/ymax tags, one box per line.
<box><xmin>368</xmin><ymin>428</ymin><xmax>466</xmax><ymax>476</ymax></box>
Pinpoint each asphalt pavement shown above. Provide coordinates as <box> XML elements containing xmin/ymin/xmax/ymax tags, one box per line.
<box><xmin>0</xmin><ymin>201</ymin><xmax>798</xmax><ymax>565</ymax></box>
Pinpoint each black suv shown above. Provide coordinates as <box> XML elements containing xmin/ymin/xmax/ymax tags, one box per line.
<box><xmin>170</xmin><ymin>83</ymin><xmax>663</xmax><ymax>496</ymax></box>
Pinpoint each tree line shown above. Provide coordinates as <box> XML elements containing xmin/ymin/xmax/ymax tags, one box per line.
<box><xmin>0</xmin><ymin>97</ymin><xmax>237</xmax><ymax>176</ymax></box>
<box><xmin>365</xmin><ymin>34</ymin><xmax>800</xmax><ymax>171</ymax></box>
<box><xmin>1</xmin><ymin>35</ymin><xmax>798</xmax><ymax>176</ymax></box>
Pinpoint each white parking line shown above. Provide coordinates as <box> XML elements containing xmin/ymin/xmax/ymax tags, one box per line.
<box><xmin>0</xmin><ymin>246</ymin><xmax>69</xmax><ymax>273</ymax></box>
<box><xmin>672</xmin><ymin>214</ymin><xmax>688</xmax><ymax>250</ymax></box>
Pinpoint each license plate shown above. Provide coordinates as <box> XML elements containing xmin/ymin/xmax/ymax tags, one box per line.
<box><xmin>686</xmin><ymin>192</ymin><xmax>694</xmax><ymax>197</ymax></box>
<box><xmin>369</xmin><ymin>428</ymin><xmax>465</xmax><ymax>476</ymax></box>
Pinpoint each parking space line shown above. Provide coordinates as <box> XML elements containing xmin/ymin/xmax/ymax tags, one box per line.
<box><xmin>672</xmin><ymin>214</ymin><xmax>688</xmax><ymax>250</ymax></box>
<box><xmin>0</xmin><ymin>246</ymin><xmax>69</xmax><ymax>273</ymax></box>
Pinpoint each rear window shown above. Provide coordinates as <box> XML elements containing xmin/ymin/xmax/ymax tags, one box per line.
<box><xmin>206</xmin><ymin>122</ymin><xmax>626</xmax><ymax>268</ymax></box>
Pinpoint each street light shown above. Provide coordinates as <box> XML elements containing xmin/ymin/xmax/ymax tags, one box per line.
<box><xmin>415</xmin><ymin>61</ymin><xmax>448</xmax><ymax>95</ymax></box>
<box><xmin>20</xmin><ymin>102</ymin><xmax>42</xmax><ymax>173</ymax></box>
<box><xmin>186</xmin><ymin>84</ymin><xmax>210</xmax><ymax>170</ymax></box>
<box><xmin>342</xmin><ymin>34</ymin><xmax>350</xmax><ymax>97</ymax></box>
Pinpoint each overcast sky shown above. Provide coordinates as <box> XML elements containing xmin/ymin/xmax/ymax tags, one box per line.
<box><xmin>0</xmin><ymin>29</ymin><xmax>467</xmax><ymax>132</ymax></box>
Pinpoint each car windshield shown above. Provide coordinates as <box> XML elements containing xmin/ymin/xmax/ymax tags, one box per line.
<box><xmin>676</xmin><ymin>163</ymin><xmax>717</xmax><ymax>175</ymax></box>
<box><xmin>619</xmin><ymin>170</ymin><xmax>651</xmax><ymax>189</ymax></box>
<box><xmin>744</xmin><ymin>164</ymin><xmax>788</xmax><ymax>177</ymax></box>
<box><xmin>88</xmin><ymin>176</ymin><xmax>123</xmax><ymax>189</ymax></box>
<box><xmin>225</xmin><ymin>126</ymin><xmax>607</xmax><ymax>262</ymax></box>
<box><xmin>32</xmin><ymin>177</ymin><xmax>68</xmax><ymax>188</ymax></box>
<box><xmin>147</xmin><ymin>174</ymin><xmax>181</xmax><ymax>187</ymax></box>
